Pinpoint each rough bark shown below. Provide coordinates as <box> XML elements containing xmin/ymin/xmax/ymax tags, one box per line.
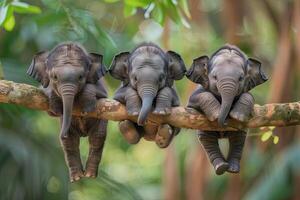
<box><xmin>1</xmin><ymin>80</ymin><xmax>300</xmax><ymax>131</ymax></box>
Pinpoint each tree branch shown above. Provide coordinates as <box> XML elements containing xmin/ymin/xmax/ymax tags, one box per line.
<box><xmin>1</xmin><ymin>80</ymin><xmax>300</xmax><ymax>131</ymax></box>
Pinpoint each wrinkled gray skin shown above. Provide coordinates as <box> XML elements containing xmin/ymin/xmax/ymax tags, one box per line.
<box><xmin>187</xmin><ymin>44</ymin><xmax>268</xmax><ymax>175</ymax></box>
<box><xmin>110</xmin><ymin>43</ymin><xmax>186</xmax><ymax>148</ymax></box>
<box><xmin>27</xmin><ymin>43</ymin><xmax>107</xmax><ymax>182</ymax></box>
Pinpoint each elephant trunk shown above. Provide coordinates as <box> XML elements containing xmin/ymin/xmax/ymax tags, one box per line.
<box><xmin>137</xmin><ymin>83</ymin><xmax>158</xmax><ymax>126</ymax></box>
<box><xmin>59</xmin><ymin>84</ymin><xmax>78</xmax><ymax>138</ymax></box>
<box><xmin>217</xmin><ymin>78</ymin><xmax>238</xmax><ymax>126</ymax></box>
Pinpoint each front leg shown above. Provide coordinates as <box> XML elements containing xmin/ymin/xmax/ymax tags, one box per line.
<box><xmin>60</xmin><ymin>127</ymin><xmax>83</xmax><ymax>182</ymax></box>
<box><xmin>229</xmin><ymin>92</ymin><xmax>254</xmax><ymax>122</ymax></box>
<box><xmin>188</xmin><ymin>89</ymin><xmax>221</xmax><ymax>121</ymax></box>
<box><xmin>85</xmin><ymin>119</ymin><xmax>107</xmax><ymax>178</ymax></box>
<box><xmin>43</xmin><ymin>87</ymin><xmax>62</xmax><ymax>116</ymax></box>
<box><xmin>124</xmin><ymin>87</ymin><xmax>142</xmax><ymax>116</ymax></box>
<box><xmin>78</xmin><ymin>84</ymin><xmax>97</xmax><ymax>114</ymax></box>
<box><xmin>153</xmin><ymin>87</ymin><xmax>173</xmax><ymax>115</ymax></box>
<box><xmin>114</xmin><ymin>86</ymin><xmax>142</xmax><ymax>144</ymax></box>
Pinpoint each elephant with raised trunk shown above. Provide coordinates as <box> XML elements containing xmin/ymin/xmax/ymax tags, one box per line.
<box><xmin>110</xmin><ymin>43</ymin><xmax>186</xmax><ymax>148</ymax></box>
<box><xmin>187</xmin><ymin>44</ymin><xmax>268</xmax><ymax>175</ymax></box>
<box><xmin>27</xmin><ymin>42</ymin><xmax>107</xmax><ymax>182</ymax></box>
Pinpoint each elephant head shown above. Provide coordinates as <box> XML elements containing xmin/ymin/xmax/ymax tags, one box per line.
<box><xmin>187</xmin><ymin>44</ymin><xmax>268</xmax><ymax>126</ymax></box>
<box><xmin>110</xmin><ymin>43</ymin><xmax>186</xmax><ymax>125</ymax></box>
<box><xmin>27</xmin><ymin>43</ymin><xmax>106</xmax><ymax>137</ymax></box>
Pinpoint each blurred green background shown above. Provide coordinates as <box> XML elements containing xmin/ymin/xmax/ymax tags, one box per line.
<box><xmin>1</xmin><ymin>0</ymin><xmax>300</xmax><ymax>199</ymax></box>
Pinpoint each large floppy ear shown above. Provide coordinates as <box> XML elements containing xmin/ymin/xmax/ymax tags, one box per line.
<box><xmin>186</xmin><ymin>55</ymin><xmax>209</xmax><ymax>89</ymax></box>
<box><xmin>26</xmin><ymin>51</ymin><xmax>50</xmax><ymax>88</ymax></box>
<box><xmin>109</xmin><ymin>52</ymin><xmax>130</xmax><ymax>82</ymax></box>
<box><xmin>244</xmin><ymin>58</ymin><xmax>268</xmax><ymax>91</ymax></box>
<box><xmin>166</xmin><ymin>51</ymin><xmax>186</xmax><ymax>82</ymax></box>
<box><xmin>87</xmin><ymin>53</ymin><xmax>107</xmax><ymax>83</ymax></box>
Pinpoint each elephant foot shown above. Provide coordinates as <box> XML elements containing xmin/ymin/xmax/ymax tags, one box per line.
<box><xmin>84</xmin><ymin>166</ymin><xmax>98</xmax><ymax>178</ymax></box>
<box><xmin>207</xmin><ymin>110</ymin><xmax>219</xmax><ymax>122</ymax></box>
<box><xmin>127</xmin><ymin>109</ymin><xmax>140</xmax><ymax>116</ymax></box>
<box><xmin>69</xmin><ymin>167</ymin><xmax>84</xmax><ymax>182</ymax></box>
<box><xmin>212</xmin><ymin>158</ymin><xmax>229</xmax><ymax>175</ymax></box>
<box><xmin>153</xmin><ymin>107</ymin><xmax>171</xmax><ymax>115</ymax></box>
<box><xmin>119</xmin><ymin>120</ymin><xmax>141</xmax><ymax>144</ymax></box>
<box><xmin>227</xmin><ymin>158</ymin><xmax>240</xmax><ymax>173</ymax></box>
<box><xmin>155</xmin><ymin>124</ymin><xmax>173</xmax><ymax>148</ymax></box>
<box><xmin>229</xmin><ymin>110</ymin><xmax>249</xmax><ymax>122</ymax></box>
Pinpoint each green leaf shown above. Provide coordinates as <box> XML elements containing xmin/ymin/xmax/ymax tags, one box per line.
<box><xmin>123</xmin><ymin>4</ymin><xmax>137</xmax><ymax>17</ymax></box>
<box><xmin>11</xmin><ymin>2</ymin><xmax>41</xmax><ymax>14</ymax></box>
<box><xmin>0</xmin><ymin>5</ymin><xmax>9</xmax><ymax>25</ymax></box>
<box><xmin>124</xmin><ymin>0</ymin><xmax>150</xmax><ymax>8</ymax></box>
<box><xmin>179</xmin><ymin>0</ymin><xmax>191</xmax><ymax>18</ymax></box>
<box><xmin>273</xmin><ymin>136</ymin><xmax>279</xmax><ymax>144</ymax></box>
<box><xmin>151</xmin><ymin>4</ymin><xmax>165</xmax><ymax>25</ymax></box>
<box><xmin>3</xmin><ymin>13</ymin><xmax>15</xmax><ymax>31</ymax></box>
<box><xmin>261</xmin><ymin>131</ymin><xmax>273</xmax><ymax>142</ymax></box>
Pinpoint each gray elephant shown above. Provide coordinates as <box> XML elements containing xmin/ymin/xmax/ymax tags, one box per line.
<box><xmin>27</xmin><ymin>42</ymin><xmax>107</xmax><ymax>182</ymax></box>
<box><xmin>109</xmin><ymin>43</ymin><xmax>186</xmax><ymax>148</ymax></box>
<box><xmin>187</xmin><ymin>44</ymin><xmax>268</xmax><ymax>175</ymax></box>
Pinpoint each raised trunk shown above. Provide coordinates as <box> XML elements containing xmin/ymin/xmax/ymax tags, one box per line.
<box><xmin>137</xmin><ymin>83</ymin><xmax>158</xmax><ymax>125</ymax></box>
<box><xmin>59</xmin><ymin>84</ymin><xmax>77</xmax><ymax>138</ymax></box>
<box><xmin>217</xmin><ymin>79</ymin><xmax>238</xmax><ymax>126</ymax></box>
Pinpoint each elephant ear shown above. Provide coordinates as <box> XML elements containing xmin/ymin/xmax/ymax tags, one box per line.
<box><xmin>244</xmin><ymin>58</ymin><xmax>268</xmax><ymax>91</ymax></box>
<box><xmin>109</xmin><ymin>52</ymin><xmax>130</xmax><ymax>83</ymax></box>
<box><xmin>87</xmin><ymin>53</ymin><xmax>107</xmax><ymax>83</ymax></box>
<box><xmin>186</xmin><ymin>56</ymin><xmax>209</xmax><ymax>89</ymax></box>
<box><xmin>166</xmin><ymin>51</ymin><xmax>186</xmax><ymax>80</ymax></box>
<box><xmin>27</xmin><ymin>51</ymin><xmax>50</xmax><ymax>88</ymax></box>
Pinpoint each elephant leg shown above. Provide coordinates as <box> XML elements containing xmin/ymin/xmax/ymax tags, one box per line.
<box><xmin>85</xmin><ymin>119</ymin><xmax>107</xmax><ymax>178</ymax></box>
<box><xmin>60</xmin><ymin>131</ymin><xmax>83</xmax><ymax>182</ymax></box>
<box><xmin>230</xmin><ymin>92</ymin><xmax>254</xmax><ymax>122</ymax></box>
<box><xmin>153</xmin><ymin>87</ymin><xmax>172</xmax><ymax>115</ymax></box>
<box><xmin>155</xmin><ymin>125</ymin><xmax>180</xmax><ymax>148</ymax></box>
<box><xmin>78</xmin><ymin>84</ymin><xmax>97</xmax><ymax>114</ymax></box>
<box><xmin>198</xmin><ymin>131</ymin><xmax>228</xmax><ymax>175</ymax></box>
<box><xmin>48</xmin><ymin>90</ymin><xmax>63</xmax><ymax>117</ymax></box>
<box><xmin>227</xmin><ymin>131</ymin><xmax>246</xmax><ymax>173</ymax></box>
<box><xmin>188</xmin><ymin>92</ymin><xmax>220</xmax><ymax>122</ymax></box>
<box><xmin>119</xmin><ymin>120</ymin><xmax>141</xmax><ymax>144</ymax></box>
<box><xmin>125</xmin><ymin>87</ymin><xmax>142</xmax><ymax>116</ymax></box>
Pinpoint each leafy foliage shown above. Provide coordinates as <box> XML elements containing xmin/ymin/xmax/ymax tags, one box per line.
<box><xmin>0</xmin><ymin>0</ymin><xmax>41</xmax><ymax>31</ymax></box>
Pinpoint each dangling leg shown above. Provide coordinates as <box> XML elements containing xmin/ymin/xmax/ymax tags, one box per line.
<box><xmin>227</xmin><ymin>131</ymin><xmax>246</xmax><ymax>173</ymax></box>
<box><xmin>155</xmin><ymin>125</ymin><xmax>180</xmax><ymax>148</ymax></box>
<box><xmin>198</xmin><ymin>131</ymin><xmax>228</xmax><ymax>175</ymax></box>
<box><xmin>85</xmin><ymin>119</ymin><xmax>107</xmax><ymax>178</ymax></box>
<box><xmin>119</xmin><ymin>120</ymin><xmax>141</xmax><ymax>144</ymax></box>
<box><xmin>60</xmin><ymin>128</ymin><xmax>83</xmax><ymax>182</ymax></box>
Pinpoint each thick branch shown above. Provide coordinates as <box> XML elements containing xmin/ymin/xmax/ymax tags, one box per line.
<box><xmin>1</xmin><ymin>80</ymin><xmax>300</xmax><ymax>131</ymax></box>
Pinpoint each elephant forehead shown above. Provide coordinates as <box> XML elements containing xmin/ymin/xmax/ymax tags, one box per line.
<box><xmin>51</xmin><ymin>64</ymin><xmax>85</xmax><ymax>74</ymax></box>
<box><xmin>47</xmin><ymin>44</ymin><xmax>90</xmax><ymax>69</ymax></box>
<box><xmin>131</xmin><ymin>53</ymin><xmax>166</xmax><ymax>69</ymax></box>
<box><xmin>211</xmin><ymin>51</ymin><xmax>245</xmax><ymax>69</ymax></box>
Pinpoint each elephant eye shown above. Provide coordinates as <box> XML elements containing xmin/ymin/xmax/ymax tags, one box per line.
<box><xmin>159</xmin><ymin>74</ymin><xmax>165</xmax><ymax>82</ymax></box>
<box><xmin>239</xmin><ymin>75</ymin><xmax>244</xmax><ymax>81</ymax></box>
<box><xmin>212</xmin><ymin>75</ymin><xmax>217</xmax><ymax>80</ymax></box>
<box><xmin>53</xmin><ymin>74</ymin><xmax>58</xmax><ymax>81</ymax></box>
<box><xmin>78</xmin><ymin>75</ymin><xmax>83</xmax><ymax>81</ymax></box>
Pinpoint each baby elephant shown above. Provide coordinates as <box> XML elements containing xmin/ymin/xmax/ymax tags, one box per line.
<box><xmin>27</xmin><ymin>43</ymin><xmax>107</xmax><ymax>182</ymax></box>
<box><xmin>187</xmin><ymin>44</ymin><xmax>268</xmax><ymax>175</ymax></box>
<box><xmin>110</xmin><ymin>43</ymin><xmax>186</xmax><ymax>148</ymax></box>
